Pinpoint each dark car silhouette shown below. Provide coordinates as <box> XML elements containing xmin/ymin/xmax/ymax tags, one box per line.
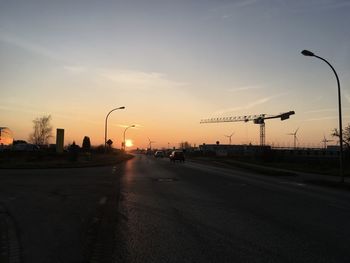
<box><xmin>154</xmin><ymin>151</ymin><xmax>165</xmax><ymax>158</ymax></box>
<box><xmin>169</xmin><ymin>151</ymin><xmax>185</xmax><ymax>162</ymax></box>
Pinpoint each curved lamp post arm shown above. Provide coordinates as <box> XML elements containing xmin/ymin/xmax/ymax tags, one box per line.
<box><xmin>104</xmin><ymin>106</ymin><xmax>125</xmax><ymax>151</ymax></box>
<box><xmin>314</xmin><ymin>55</ymin><xmax>341</xmax><ymax>91</ymax></box>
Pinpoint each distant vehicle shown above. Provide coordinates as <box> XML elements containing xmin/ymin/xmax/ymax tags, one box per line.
<box><xmin>154</xmin><ymin>151</ymin><xmax>165</xmax><ymax>158</ymax></box>
<box><xmin>169</xmin><ymin>150</ymin><xmax>185</xmax><ymax>162</ymax></box>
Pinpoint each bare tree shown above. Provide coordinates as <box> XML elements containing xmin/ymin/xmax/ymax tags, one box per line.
<box><xmin>331</xmin><ymin>123</ymin><xmax>350</xmax><ymax>149</ymax></box>
<box><xmin>179</xmin><ymin>141</ymin><xmax>191</xmax><ymax>149</ymax></box>
<box><xmin>29</xmin><ymin>115</ymin><xmax>53</xmax><ymax>145</ymax></box>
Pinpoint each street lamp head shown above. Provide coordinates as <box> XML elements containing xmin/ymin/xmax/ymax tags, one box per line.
<box><xmin>131</xmin><ymin>125</ymin><xmax>135</xmax><ymax>127</ymax></box>
<box><xmin>301</xmin><ymin>50</ymin><xmax>315</xmax><ymax>57</ymax></box>
<box><xmin>119</xmin><ymin>106</ymin><xmax>126</xmax><ymax>109</ymax></box>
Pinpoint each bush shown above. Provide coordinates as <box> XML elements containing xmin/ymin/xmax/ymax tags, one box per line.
<box><xmin>82</xmin><ymin>136</ymin><xmax>91</xmax><ymax>151</ymax></box>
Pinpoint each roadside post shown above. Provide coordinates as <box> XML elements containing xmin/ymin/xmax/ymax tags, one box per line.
<box><xmin>56</xmin><ymin>128</ymin><xmax>64</xmax><ymax>153</ymax></box>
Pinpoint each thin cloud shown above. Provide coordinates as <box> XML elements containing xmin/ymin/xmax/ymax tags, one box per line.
<box><xmin>227</xmin><ymin>85</ymin><xmax>263</xmax><ymax>92</ymax></box>
<box><xmin>222</xmin><ymin>14</ymin><xmax>232</xmax><ymax>19</ymax></box>
<box><xmin>211</xmin><ymin>0</ymin><xmax>259</xmax><ymax>11</ymax></box>
<box><xmin>304</xmin><ymin>116</ymin><xmax>337</xmax><ymax>121</ymax></box>
<box><xmin>235</xmin><ymin>0</ymin><xmax>259</xmax><ymax>8</ymax></box>
<box><xmin>213</xmin><ymin>93</ymin><xmax>286</xmax><ymax>115</ymax></box>
<box><xmin>63</xmin><ymin>66</ymin><xmax>187</xmax><ymax>91</ymax></box>
<box><xmin>0</xmin><ymin>105</ymin><xmax>47</xmax><ymax>116</ymax></box>
<box><xmin>303</xmin><ymin>115</ymin><xmax>350</xmax><ymax>122</ymax></box>
<box><xmin>220</xmin><ymin>0</ymin><xmax>259</xmax><ymax>18</ymax></box>
<box><xmin>305</xmin><ymin>107</ymin><xmax>350</xmax><ymax>114</ymax></box>
<box><xmin>98</xmin><ymin>69</ymin><xmax>188</xmax><ymax>90</ymax></box>
<box><xmin>305</xmin><ymin>108</ymin><xmax>337</xmax><ymax>114</ymax></box>
<box><xmin>0</xmin><ymin>31</ymin><xmax>68</xmax><ymax>63</ymax></box>
<box><xmin>308</xmin><ymin>95</ymin><xmax>323</xmax><ymax>104</ymax></box>
<box><xmin>288</xmin><ymin>0</ymin><xmax>350</xmax><ymax>13</ymax></box>
<box><xmin>303</xmin><ymin>116</ymin><xmax>349</xmax><ymax>122</ymax></box>
<box><xmin>205</xmin><ymin>0</ymin><xmax>260</xmax><ymax>20</ymax></box>
<box><xmin>0</xmin><ymin>103</ymin><xmax>101</xmax><ymax>126</ymax></box>
<box><xmin>63</xmin><ymin>66</ymin><xmax>86</xmax><ymax>74</ymax></box>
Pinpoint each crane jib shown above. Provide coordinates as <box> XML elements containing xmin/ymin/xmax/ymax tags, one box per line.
<box><xmin>199</xmin><ymin>110</ymin><xmax>295</xmax><ymax>146</ymax></box>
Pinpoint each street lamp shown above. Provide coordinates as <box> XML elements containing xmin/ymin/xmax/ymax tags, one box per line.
<box><xmin>301</xmin><ymin>50</ymin><xmax>344</xmax><ymax>182</ymax></box>
<box><xmin>104</xmin><ymin>106</ymin><xmax>125</xmax><ymax>152</ymax></box>
<box><xmin>123</xmin><ymin>125</ymin><xmax>135</xmax><ymax>151</ymax></box>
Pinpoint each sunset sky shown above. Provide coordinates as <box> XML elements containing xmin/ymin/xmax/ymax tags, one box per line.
<box><xmin>1</xmin><ymin>0</ymin><xmax>350</xmax><ymax>149</ymax></box>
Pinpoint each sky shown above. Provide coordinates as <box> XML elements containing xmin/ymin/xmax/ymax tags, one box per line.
<box><xmin>1</xmin><ymin>0</ymin><xmax>350</xmax><ymax>149</ymax></box>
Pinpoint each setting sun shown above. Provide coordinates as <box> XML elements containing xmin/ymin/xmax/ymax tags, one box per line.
<box><xmin>125</xmin><ymin>139</ymin><xmax>133</xmax><ymax>148</ymax></box>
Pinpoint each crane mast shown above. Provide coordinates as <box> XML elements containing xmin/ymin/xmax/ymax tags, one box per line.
<box><xmin>200</xmin><ymin>111</ymin><xmax>295</xmax><ymax>146</ymax></box>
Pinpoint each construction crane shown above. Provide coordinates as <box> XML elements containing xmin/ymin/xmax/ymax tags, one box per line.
<box><xmin>200</xmin><ymin>111</ymin><xmax>295</xmax><ymax>146</ymax></box>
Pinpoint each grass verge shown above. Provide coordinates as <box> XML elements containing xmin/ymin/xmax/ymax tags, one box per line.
<box><xmin>0</xmin><ymin>152</ymin><xmax>134</xmax><ymax>169</ymax></box>
<box><xmin>188</xmin><ymin>156</ymin><xmax>350</xmax><ymax>177</ymax></box>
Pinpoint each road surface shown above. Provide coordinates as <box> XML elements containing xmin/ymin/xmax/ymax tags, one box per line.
<box><xmin>1</xmin><ymin>155</ymin><xmax>350</xmax><ymax>262</ymax></box>
<box><xmin>0</xmin><ymin>166</ymin><xmax>120</xmax><ymax>263</ymax></box>
<box><xmin>116</xmin><ymin>155</ymin><xmax>350</xmax><ymax>263</ymax></box>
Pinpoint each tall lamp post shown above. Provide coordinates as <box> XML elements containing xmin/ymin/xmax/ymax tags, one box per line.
<box><xmin>104</xmin><ymin>106</ymin><xmax>125</xmax><ymax>152</ymax></box>
<box><xmin>123</xmin><ymin>125</ymin><xmax>135</xmax><ymax>151</ymax></box>
<box><xmin>301</xmin><ymin>50</ymin><xmax>344</xmax><ymax>182</ymax></box>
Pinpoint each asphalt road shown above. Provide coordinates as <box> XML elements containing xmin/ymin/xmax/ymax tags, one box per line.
<box><xmin>1</xmin><ymin>155</ymin><xmax>350</xmax><ymax>263</ymax></box>
<box><xmin>115</xmin><ymin>155</ymin><xmax>350</xmax><ymax>263</ymax></box>
<box><xmin>0</xmin><ymin>165</ymin><xmax>121</xmax><ymax>263</ymax></box>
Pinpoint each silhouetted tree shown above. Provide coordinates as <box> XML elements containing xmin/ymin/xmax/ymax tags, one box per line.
<box><xmin>179</xmin><ymin>141</ymin><xmax>191</xmax><ymax>149</ymax></box>
<box><xmin>29</xmin><ymin>115</ymin><xmax>53</xmax><ymax>145</ymax></box>
<box><xmin>82</xmin><ymin>136</ymin><xmax>91</xmax><ymax>151</ymax></box>
<box><xmin>332</xmin><ymin>123</ymin><xmax>350</xmax><ymax>149</ymax></box>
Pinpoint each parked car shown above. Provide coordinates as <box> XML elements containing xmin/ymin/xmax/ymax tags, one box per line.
<box><xmin>169</xmin><ymin>150</ymin><xmax>185</xmax><ymax>162</ymax></box>
<box><xmin>154</xmin><ymin>150</ymin><xmax>165</xmax><ymax>158</ymax></box>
